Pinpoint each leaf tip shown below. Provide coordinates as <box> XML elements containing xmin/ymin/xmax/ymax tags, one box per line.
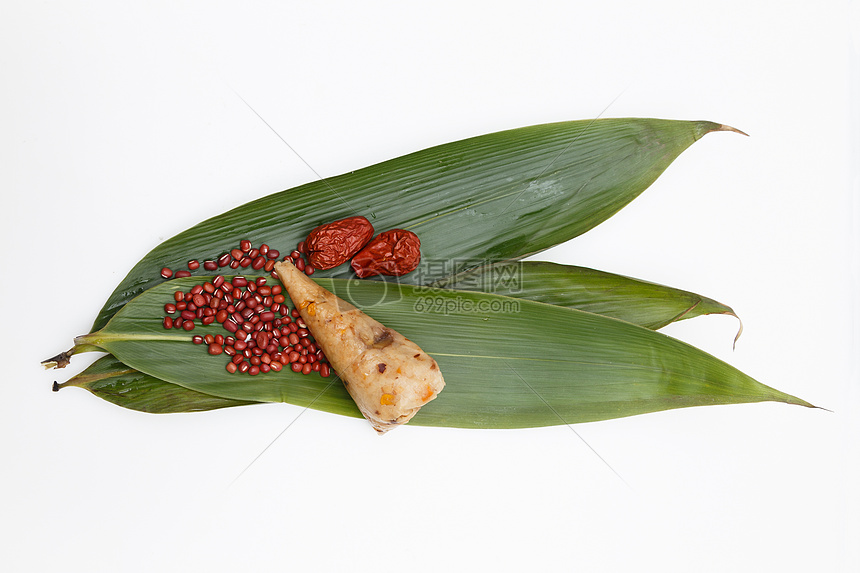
<box><xmin>715</xmin><ymin>124</ymin><xmax>749</xmax><ymax>137</ymax></box>
<box><xmin>730</xmin><ymin>313</ymin><xmax>744</xmax><ymax>350</ymax></box>
<box><xmin>52</xmin><ymin>381</ymin><xmax>60</xmax><ymax>392</ymax></box>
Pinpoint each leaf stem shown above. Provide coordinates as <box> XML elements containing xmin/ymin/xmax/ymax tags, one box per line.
<box><xmin>41</xmin><ymin>343</ymin><xmax>100</xmax><ymax>369</ymax></box>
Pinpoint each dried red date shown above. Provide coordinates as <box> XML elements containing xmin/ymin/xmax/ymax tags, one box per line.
<box><xmin>351</xmin><ymin>229</ymin><xmax>421</xmax><ymax>278</ymax></box>
<box><xmin>305</xmin><ymin>216</ymin><xmax>374</xmax><ymax>270</ymax></box>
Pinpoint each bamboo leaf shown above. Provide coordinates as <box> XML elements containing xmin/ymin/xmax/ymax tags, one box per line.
<box><xmin>55</xmin><ymin>354</ymin><xmax>260</xmax><ymax>413</ymax></box>
<box><xmin>89</xmin><ymin>118</ymin><xmax>740</xmax><ymax>332</ymax></box>
<box><xmin>435</xmin><ymin>261</ymin><xmax>740</xmax><ymax>331</ymax></box>
<box><xmin>59</xmin><ymin>266</ymin><xmax>741</xmax><ymax>415</ymax></box>
<box><xmin>76</xmin><ymin>277</ymin><xmax>811</xmax><ymax>428</ymax></box>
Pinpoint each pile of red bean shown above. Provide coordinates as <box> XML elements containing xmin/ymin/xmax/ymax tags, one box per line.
<box><xmin>162</xmin><ymin>274</ymin><xmax>331</xmax><ymax>378</ymax></box>
<box><xmin>159</xmin><ymin>239</ymin><xmax>314</xmax><ymax>281</ymax></box>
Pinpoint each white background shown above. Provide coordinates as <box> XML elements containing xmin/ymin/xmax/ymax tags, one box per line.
<box><xmin>2</xmin><ymin>1</ymin><xmax>857</xmax><ymax>571</ymax></box>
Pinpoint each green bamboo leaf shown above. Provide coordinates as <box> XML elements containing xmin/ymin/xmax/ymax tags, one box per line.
<box><xmin>89</xmin><ymin>118</ymin><xmax>742</xmax><ymax>333</ymax></box>
<box><xmin>75</xmin><ymin>277</ymin><xmax>810</xmax><ymax>428</ymax></box>
<box><xmin>55</xmin><ymin>354</ymin><xmax>260</xmax><ymax>413</ymax></box>
<box><xmin>435</xmin><ymin>261</ymin><xmax>740</xmax><ymax>331</ymax></box>
<box><xmin>58</xmin><ymin>266</ymin><xmax>741</xmax><ymax>415</ymax></box>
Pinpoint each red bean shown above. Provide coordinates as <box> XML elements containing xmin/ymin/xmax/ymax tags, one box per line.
<box><xmin>255</xmin><ymin>332</ymin><xmax>269</xmax><ymax>348</ymax></box>
<box><xmin>203</xmin><ymin>334</ymin><xmax>213</xmax><ymax>344</ymax></box>
<box><xmin>232</xmin><ymin>276</ymin><xmax>248</xmax><ymax>287</ymax></box>
<box><xmin>240</xmin><ymin>239</ymin><xmax>252</xmax><ymax>252</ymax></box>
<box><xmin>232</xmin><ymin>354</ymin><xmax>244</xmax><ymax>365</ymax></box>
<box><xmin>192</xmin><ymin>294</ymin><xmax>206</xmax><ymax>307</ymax></box>
<box><xmin>163</xmin><ymin>316</ymin><xmax>174</xmax><ymax>329</ymax></box>
<box><xmin>234</xmin><ymin>340</ymin><xmax>247</xmax><ymax>351</ymax></box>
<box><xmin>271</xmin><ymin>285</ymin><xmax>282</xmax><ymax>295</ymax></box>
<box><xmin>226</xmin><ymin>362</ymin><xmax>238</xmax><ymax>374</ymax></box>
<box><xmin>224</xmin><ymin>346</ymin><xmax>236</xmax><ymax>356</ymax></box>
<box><xmin>187</xmin><ymin>260</ymin><xmax>200</xmax><ymax>270</ymax></box>
<box><xmin>260</xmin><ymin>244</ymin><xmax>269</xmax><ymax>255</ymax></box>
<box><xmin>286</xmin><ymin>333</ymin><xmax>299</xmax><ymax>346</ymax></box>
<box><xmin>256</xmin><ymin>277</ymin><xmax>267</xmax><ymax>286</ymax></box>
<box><xmin>288</xmin><ymin>351</ymin><xmax>301</xmax><ymax>363</ymax></box>
<box><xmin>163</xmin><ymin>303</ymin><xmax>176</xmax><ymax>314</ymax></box>
<box><xmin>264</xmin><ymin>259</ymin><xmax>275</xmax><ymax>272</ymax></box>
<box><xmin>161</xmin><ymin>267</ymin><xmax>174</xmax><ymax>279</ymax></box>
<box><xmin>175</xmin><ymin>270</ymin><xmax>192</xmax><ymax>278</ymax></box>
<box><xmin>301</xmin><ymin>363</ymin><xmax>312</xmax><ymax>375</ymax></box>
<box><xmin>291</xmin><ymin>362</ymin><xmax>302</xmax><ymax>372</ymax></box>
<box><xmin>208</xmin><ymin>343</ymin><xmax>223</xmax><ymax>355</ymax></box>
<box><xmin>248</xmin><ymin>248</ymin><xmax>260</xmax><ymax>259</ymax></box>
<box><xmin>172</xmin><ymin>291</ymin><xmax>182</xmax><ymax>302</ymax></box>
<box><xmin>320</xmin><ymin>364</ymin><xmax>331</xmax><ymax>378</ymax></box>
<box><xmin>248</xmin><ymin>365</ymin><xmax>260</xmax><ymax>376</ymax></box>
<box><xmin>229</xmin><ymin>260</ymin><xmax>240</xmax><ymax>269</ymax></box>
<box><xmin>305</xmin><ymin>265</ymin><xmax>315</xmax><ymax>276</ymax></box>
<box><xmin>295</xmin><ymin>258</ymin><xmax>305</xmax><ymax>272</ymax></box>
<box><xmin>182</xmin><ymin>321</ymin><xmax>195</xmax><ymax>331</ymax></box>
<box><xmin>259</xmin><ymin>363</ymin><xmax>270</xmax><ymax>373</ymax></box>
<box><xmin>297</xmin><ymin>328</ymin><xmax>309</xmax><ymax>338</ymax></box>
<box><xmin>270</xmin><ymin>361</ymin><xmax>283</xmax><ymax>372</ymax></box>
<box><xmin>267</xmin><ymin>249</ymin><xmax>280</xmax><ymax>260</ymax></box>
<box><xmin>238</xmin><ymin>362</ymin><xmax>250</xmax><ymax>373</ymax></box>
<box><xmin>231</xmin><ymin>248</ymin><xmax>244</xmax><ymax>260</ymax></box>
<box><xmin>204</xmin><ymin>260</ymin><xmax>218</xmax><ymax>271</ymax></box>
<box><xmin>218</xmin><ymin>253</ymin><xmax>231</xmax><ymax>267</ymax></box>
<box><xmin>216</xmin><ymin>310</ymin><xmax>228</xmax><ymax>323</ymax></box>
<box><xmin>212</xmin><ymin>275</ymin><xmax>224</xmax><ymax>288</ymax></box>
<box><xmin>259</xmin><ymin>311</ymin><xmax>275</xmax><ymax>322</ymax></box>
<box><xmin>202</xmin><ymin>282</ymin><xmax>215</xmax><ymax>294</ymax></box>
<box><xmin>223</xmin><ymin>320</ymin><xmax>238</xmax><ymax>333</ymax></box>
<box><xmin>297</xmin><ymin>241</ymin><xmax>307</xmax><ymax>254</ymax></box>
<box><xmin>238</xmin><ymin>256</ymin><xmax>251</xmax><ymax>268</ymax></box>
<box><xmin>225</xmin><ymin>336</ymin><xmax>235</xmax><ymax>346</ymax></box>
